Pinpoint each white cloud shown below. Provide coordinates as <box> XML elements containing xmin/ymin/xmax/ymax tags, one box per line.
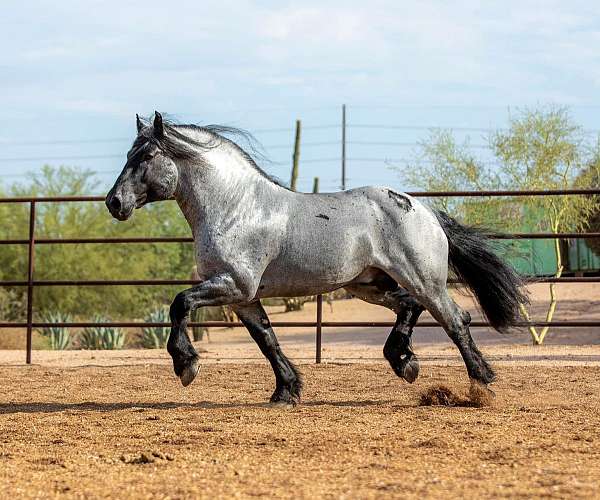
<box><xmin>2</xmin><ymin>0</ymin><xmax>600</xmax><ymax>117</ymax></box>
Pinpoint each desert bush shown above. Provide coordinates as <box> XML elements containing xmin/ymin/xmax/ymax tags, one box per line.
<box><xmin>282</xmin><ymin>297</ymin><xmax>308</xmax><ymax>312</ymax></box>
<box><xmin>141</xmin><ymin>307</ymin><xmax>170</xmax><ymax>348</ymax></box>
<box><xmin>0</xmin><ymin>287</ymin><xmax>25</xmax><ymax>321</ymax></box>
<box><xmin>0</xmin><ymin>166</ymin><xmax>194</xmax><ymax>321</ymax></box>
<box><xmin>79</xmin><ymin>317</ymin><xmax>126</xmax><ymax>350</ymax></box>
<box><xmin>37</xmin><ymin>311</ymin><xmax>71</xmax><ymax>350</ymax></box>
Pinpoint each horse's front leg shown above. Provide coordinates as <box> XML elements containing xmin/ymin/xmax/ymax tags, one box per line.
<box><xmin>232</xmin><ymin>301</ymin><xmax>302</xmax><ymax>405</ymax></box>
<box><xmin>168</xmin><ymin>274</ymin><xmax>253</xmax><ymax>386</ymax></box>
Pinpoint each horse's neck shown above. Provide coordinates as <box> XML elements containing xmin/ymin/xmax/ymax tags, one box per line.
<box><xmin>174</xmin><ymin>140</ymin><xmax>285</xmax><ymax>234</ymax></box>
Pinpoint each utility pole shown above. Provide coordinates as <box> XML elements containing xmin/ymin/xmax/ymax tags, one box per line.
<box><xmin>290</xmin><ymin>119</ymin><xmax>301</xmax><ymax>192</ymax></box>
<box><xmin>312</xmin><ymin>177</ymin><xmax>320</xmax><ymax>193</ymax></box>
<box><xmin>341</xmin><ymin>104</ymin><xmax>346</xmax><ymax>190</ymax></box>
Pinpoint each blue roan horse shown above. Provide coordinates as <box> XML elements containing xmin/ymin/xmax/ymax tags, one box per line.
<box><xmin>106</xmin><ymin>112</ymin><xmax>528</xmax><ymax>405</ymax></box>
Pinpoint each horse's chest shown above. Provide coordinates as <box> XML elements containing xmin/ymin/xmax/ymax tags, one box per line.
<box><xmin>192</xmin><ymin>228</ymin><xmax>266</xmax><ymax>279</ymax></box>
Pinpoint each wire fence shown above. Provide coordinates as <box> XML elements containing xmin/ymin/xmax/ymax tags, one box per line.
<box><xmin>1</xmin><ymin>189</ymin><xmax>600</xmax><ymax>364</ymax></box>
<box><xmin>5</xmin><ymin>104</ymin><xmax>600</xmax><ymax>200</ymax></box>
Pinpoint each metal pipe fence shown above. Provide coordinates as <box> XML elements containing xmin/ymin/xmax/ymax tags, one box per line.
<box><xmin>1</xmin><ymin>189</ymin><xmax>600</xmax><ymax>364</ymax></box>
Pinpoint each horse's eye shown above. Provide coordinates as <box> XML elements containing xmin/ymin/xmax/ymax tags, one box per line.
<box><xmin>143</xmin><ymin>153</ymin><xmax>154</xmax><ymax>162</ymax></box>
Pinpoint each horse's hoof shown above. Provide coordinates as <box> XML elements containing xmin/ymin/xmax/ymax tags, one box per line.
<box><xmin>269</xmin><ymin>387</ymin><xmax>299</xmax><ymax>407</ymax></box>
<box><xmin>179</xmin><ymin>359</ymin><xmax>200</xmax><ymax>387</ymax></box>
<box><xmin>400</xmin><ymin>356</ymin><xmax>420</xmax><ymax>383</ymax></box>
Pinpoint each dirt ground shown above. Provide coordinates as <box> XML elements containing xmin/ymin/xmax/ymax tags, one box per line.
<box><xmin>0</xmin><ymin>282</ymin><xmax>599</xmax><ymax>498</ymax></box>
<box><xmin>0</xmin><ymin>360</ymin><xmax>599</xmax><ymax>499</ymax></box>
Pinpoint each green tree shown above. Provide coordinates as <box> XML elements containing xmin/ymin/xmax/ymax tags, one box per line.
<box><xmin>397</xmin><ymin>106</ymin><xmax>600</xmax><ymax>344</ymax></box>
<box><xmin>579</xmin><ymin>160</ymin><xmax>600</xmax><ymax>256</ymax></box>
<box><xmin>0</xmin><ymin>165</ymin><xmax>195</xmax><ymax>322</ymax></box>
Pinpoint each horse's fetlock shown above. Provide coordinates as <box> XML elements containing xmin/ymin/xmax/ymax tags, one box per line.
<box><xmin>382</xmin><ymin>342</ymin><xmax>396</xmax><ymax>362</ymax></box>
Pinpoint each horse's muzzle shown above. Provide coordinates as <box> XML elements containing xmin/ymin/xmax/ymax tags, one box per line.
<box><xmin>105</xmin><ymin>193</ymin><xmax>134</xmax><ymax>221</ymax></box>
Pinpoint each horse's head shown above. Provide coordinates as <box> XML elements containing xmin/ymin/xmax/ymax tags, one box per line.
<box><xmin>106</xmin><ymin>111</ymin><xmax>179</xmax><ymax>221</ymax></box>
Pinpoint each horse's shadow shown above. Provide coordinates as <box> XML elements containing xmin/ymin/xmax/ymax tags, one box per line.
<box><xmin>0</xmin><ymin>399</ymin><xmax>399</xmax><ymax>414</ymax></box>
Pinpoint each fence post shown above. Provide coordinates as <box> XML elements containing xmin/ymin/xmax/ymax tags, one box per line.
<box><xmin>26</xmin><ymin>201</ymin><xmax>36</xmax><ymax>364</ymax></box>
<box><xmin>341</xmin><ymin>104</ymin><xmax>346</xmax><ymax>190</ymax></box>
<box><xmin>316</xmin><ymin>294</ymin><xmax>322</xmax><ymax>363</ymax></box>
<box><xmin>290</xmin><ymin>119</ymin><xmax>301</xmax><ymax>192</ymax></box>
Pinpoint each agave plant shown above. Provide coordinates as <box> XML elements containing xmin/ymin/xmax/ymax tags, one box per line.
<box><xmin>141</xmin><ymin>307</ymin><xmax>170</xmax><ymax>349</ymax></box>
<box><xmin>79</xmin><ymin>316</ymin><xmax>126</xmax><ymax>350</ymax></box>
<box><xmin>38</xmin><ymin>311</ymin><xmax>71</xmax><ymax>350</ymax></box>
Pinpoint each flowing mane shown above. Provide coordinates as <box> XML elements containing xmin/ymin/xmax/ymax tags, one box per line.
<box><xmin>135</xmin><ymin>115</ymin><xmax>288</xmax><ymax>188</ymax></box>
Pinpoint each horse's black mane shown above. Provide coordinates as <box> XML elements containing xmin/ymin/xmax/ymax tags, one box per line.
<box><xmin>135</xmin><ymin>115</ymin><xmax>287</xmax><ymax>188</ymax></box>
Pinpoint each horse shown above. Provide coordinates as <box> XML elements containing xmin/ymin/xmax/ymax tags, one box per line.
<box><xmin>106</xmin><ymin>112</ymin><xmax>528</xmax><ymax>405</ymax></box>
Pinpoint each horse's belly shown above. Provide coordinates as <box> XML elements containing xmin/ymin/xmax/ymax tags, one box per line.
<box><xmin>255</xmin><ymin>268</ymin><xmax>351</xmax><ymax>298</ymax></box>
<box><xmin>255</xmin><ymin>236</ymin><xmax>371</xmax><ymax>298</ymax></box>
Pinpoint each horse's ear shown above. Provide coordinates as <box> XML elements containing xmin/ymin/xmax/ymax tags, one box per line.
<box><xmin>136</xmin><ymin>114</ymin><xmax>144</xmax><ymax>134</ymax></box>
<box><xmin>153</xmin><ymin>111</ymin><xmax>164</xmax><ymax>139</ymax></box>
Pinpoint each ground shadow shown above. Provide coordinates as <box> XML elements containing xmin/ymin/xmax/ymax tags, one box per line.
<box><xmin>0</xmin><ymin>399</ymin><xmax>395</xmax><ymax>414</ymax></box>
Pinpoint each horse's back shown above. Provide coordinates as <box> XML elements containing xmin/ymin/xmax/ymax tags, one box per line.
<box><xmin>257</xmin><ymin>185</ymin><xmax>444</xmax><ymax>297</ymax></box>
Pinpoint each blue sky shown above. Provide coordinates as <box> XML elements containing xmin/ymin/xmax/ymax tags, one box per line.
<box><xmin>2</xmin><ymin>1</ymin><xmax>600</xmax><ymax>193</ymax></box>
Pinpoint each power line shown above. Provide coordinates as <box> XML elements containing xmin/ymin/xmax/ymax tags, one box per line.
<box><xmin>177</xmin><ymin>105</ymin><xmax>340</xmax><ymax>115</ymax></box>
<box><xmin>349</xmin><ymin>124</ymin><xmax>600</xmax><ymax>135</ymax></box>
<box><xmin>0</xmin><ymin>125</ymin><xmax>340</xmax><ymax>147</ymax></box>
<box><xmin>0</xmin><ymin>154</ymin><xmax>123</xmax><ymax>163</ymax></box>
<box><xmin>349</xmin><ymin>124</ymin><xmax>498</xmax><ymax>133</ymax></box>
<box><xmin>346</xmin><ymin>157</ymin><xmax>501</xmax><ymax>166</ymax></box>
<box><xmin>347</xmin><ymin>140</ymin><xmax>491</xmax><ymax>149</ymax></box>
<box><xmin>0</xmin><ymin>138</ymin><xmax>131</xmax><ymax>146</ymax></box>
<box><xmin>1</xmin><ymin>168</ymin><xmax>122</xmax><ymax>179</ymax></box>
<box><xmin>3</xmin><ymin>120</ymin><xmax>599</xmax><ymax>147</ymax></box>
<box><xmin>266</xmin><ymin>141</ymin><xmax>339</xmax><ymax>149</ymax></box>
<box><xmin>0</xmin><ymin>155</ymin><xmax>502</xmax><ymax>169</ymax></box>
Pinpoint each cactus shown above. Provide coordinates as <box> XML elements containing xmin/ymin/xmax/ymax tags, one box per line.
<box><xmin>80</xmin><ymin>316</ymin><xmax>126</xmax><ymax>350</ymax></box>
<box><xmin>38</xmin><ymin>311</ymin><xmax>71</xmax><ymax>350</ymax></box>
<box><xmin>141</xmin><ymin>307</ymin><xmax>170</xmax><ymax>348</ymax></box>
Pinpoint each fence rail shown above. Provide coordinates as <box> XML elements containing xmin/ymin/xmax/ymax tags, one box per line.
<box><xmin>1</xmin><ymin>189</ymin><xmax>599</xmax><ymax>364</ymax></box>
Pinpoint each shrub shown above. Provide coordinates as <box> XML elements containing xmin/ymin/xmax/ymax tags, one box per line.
<box><xmin>0</xmin><ymin>287</ymin><xmax>25</xmax><ymax>321</ymax></box>
<box><xmin>37</xmin><ymin>311</ymin><xmax>71</xmax><ymax>350</ymax></box>
<box><xmin>141</xmin><ymin>307</ymin><xmax>170</xmax><ymax>348</ymax></box>
<box><xmin>79</xmin><ymin>316</ymin><xmax>126</xmax><ymax>350</ymax></box>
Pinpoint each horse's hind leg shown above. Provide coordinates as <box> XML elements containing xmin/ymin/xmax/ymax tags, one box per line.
<box><xmin>418</xmin><ymin>287</ymin><xmax>495</xmax><ymax>385</ymax></box>
<box><xmin>232</xmin><ymin>301</ymin><xmax>302</xmax><ymax>405</ymax></box>
<box><xmin>345</xmin><ymin>283</ymin><xmax>424</xmax><ymax>383</ymax></box>
<box><xmin>384</xmin><ymin>294</ymin><xmax>424</xmax><ymax>383</ymax></box>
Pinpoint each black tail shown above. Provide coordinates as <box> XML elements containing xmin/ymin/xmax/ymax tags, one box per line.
<box><xmin>434</xmin><ymin>210</ymin><xmax>529</xmax><ymax>332</ymax></box>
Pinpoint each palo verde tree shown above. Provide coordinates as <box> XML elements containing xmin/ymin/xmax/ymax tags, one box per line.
<box><xmin>398</xmin><ymin>106</ymin><xmax>600</xmax><ymax>344</ymax></box>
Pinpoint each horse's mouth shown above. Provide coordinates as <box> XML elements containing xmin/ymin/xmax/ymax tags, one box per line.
<box><xmin>113</xmin><ymin>206</ymin><xmax>134</xmax><ymax>221</ymax></box>
<box><xmin>135</xmin><ymin>193</ymin><xmax>148</xmax><ymax>209</ymax></box>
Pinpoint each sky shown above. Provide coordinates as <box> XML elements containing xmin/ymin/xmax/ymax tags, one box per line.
<box><xmin>2</xmin><ymin>0</ymin><xmax>600</xmax><ymax>193</ymax></box>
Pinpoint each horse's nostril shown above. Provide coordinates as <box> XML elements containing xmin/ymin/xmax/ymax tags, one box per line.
<box><xmin>109</xmin><ymin>196</ymin><xmax>121</xmax><ymax>212</ymax></box>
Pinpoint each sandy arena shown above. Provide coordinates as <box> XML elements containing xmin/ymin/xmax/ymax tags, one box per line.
<box><xmin>0</xmin><ymin>283</ymin><xmax>599</xmax><ymax>498</ymax></box>
<box><xmin>1</xmin><ymin>355</ymin><xmax>600</xmax><ymax>498</ymax></box>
